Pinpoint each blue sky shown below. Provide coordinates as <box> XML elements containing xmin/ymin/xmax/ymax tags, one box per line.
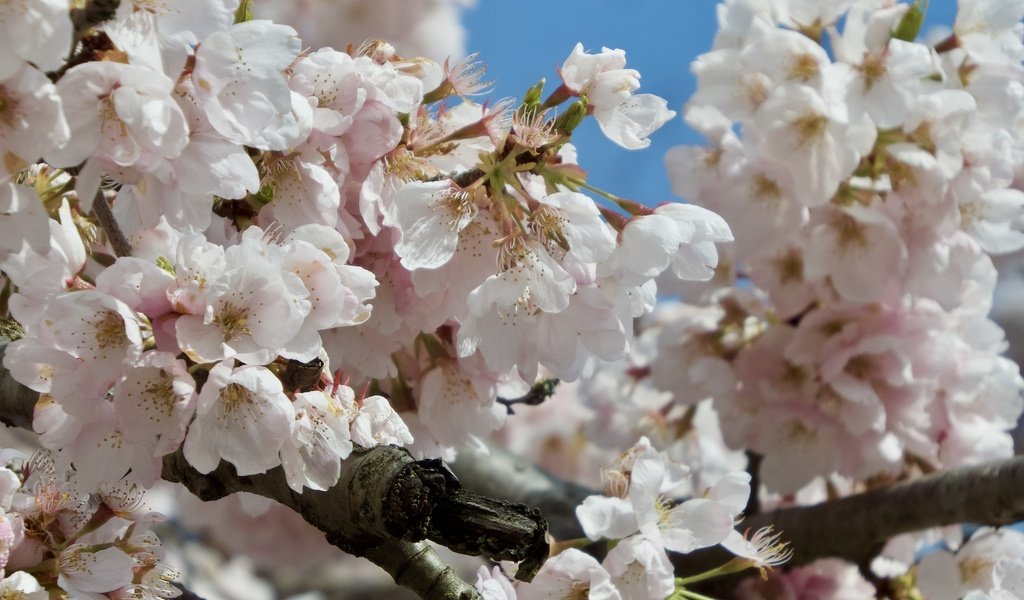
<box><xmin>462</xmin><ymin>1</ymin><xmax>959</xmax><ymax>205</ymax></box>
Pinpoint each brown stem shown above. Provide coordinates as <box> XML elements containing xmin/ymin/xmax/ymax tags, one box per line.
<box><xmin>91</xmin><ymin>189</ymin><xmax>132</xmax><ymax>258</ymax></box>
<box><xmin>71</xmin><ymin>0</ymin><xmax>120</xmax><ymax>34</ymax></box>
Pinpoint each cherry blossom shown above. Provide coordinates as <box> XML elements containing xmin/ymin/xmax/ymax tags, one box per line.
<box><xmin>559</xmin><ymin>43</ymin><xmax>676</xmax><ymax>149</ymax></box>
<box><xmin>0</xmin><ymin>0</ymin><xmax>71</xmax><ymax>79</ymax></box>
<box><xmin>183</xmin><ymin>361</ymin><xmax>295</xmax><ymax>476</ymax></box>
<box><xmin>192</xmin><ymin>20</ymin><xmax>310</xmax><ymax>150</ymax></box>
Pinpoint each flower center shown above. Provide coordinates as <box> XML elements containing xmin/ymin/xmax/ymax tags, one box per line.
<box><xmin>94</xmin><ymin>310</ymin><xmax>127</xmax><ymax>350</ymax></box>
<box><xmin>214</xmin><ymin>302</ymin><xmax>251</xmax><ymax>340</ymax></box>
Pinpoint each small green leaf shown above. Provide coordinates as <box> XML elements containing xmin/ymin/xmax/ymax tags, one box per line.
<box><xmin>234</xmin><ymin>0</ymin><xmax>255</xmax><ymax>23</ymax></box>
<box><xmin>892</xmin><ymin>0</ymin><xmax>927</xmax><ymax>42</ymax></box>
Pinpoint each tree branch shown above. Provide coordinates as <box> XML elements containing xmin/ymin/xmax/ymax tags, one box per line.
<box><xmin>449</xmin><ymin>443</ymin><xmax>591</xmax><ymax>541</ymax></box>
<box><xmin>452</xmin><ymin>441</ymin><xmax>1024</xmax><ymax>574</ymax></box>
<box><xmin>70</xmin><ymin>0</ymin><xmax>120</xmax><ymax>38</ymax></box>
<box><xmin>735</xmin><ymin>455</ymin><xmax>1024</xmax><ymax>567</ymax></box>
<box><xmin>0</xmin><ymin>337</ymin><xmax>548</xmax><ymax>599</ymax></box>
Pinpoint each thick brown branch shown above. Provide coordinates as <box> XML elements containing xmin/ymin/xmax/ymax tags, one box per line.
<box><xmin>739</xmin><ymin>454</ymin><xmax>1024</xmax><ymax>567</ymax></box>
<box><xmin>449</xmin><ymin>443</ymin><xmax>591</xmax><ymax>541</ymax></box>
<box><xmin>364</xmin><ymin>541</ymin><xmax>481</xmax><ymax>600</ymax></box>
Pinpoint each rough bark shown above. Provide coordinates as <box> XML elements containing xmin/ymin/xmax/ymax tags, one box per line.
<box><xmin>160</xmin><ymin>448</ymin><xmax>547</xmax><ymax>581</ymax></box>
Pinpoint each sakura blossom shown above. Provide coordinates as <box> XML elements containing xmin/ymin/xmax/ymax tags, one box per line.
<box><xmin>0</xmin><ymin>0</ymin><xmax>1019</xmax><ymax>598</ymax></box>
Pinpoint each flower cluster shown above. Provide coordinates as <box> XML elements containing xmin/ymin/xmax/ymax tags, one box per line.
<box><xmin>916</xmin><ymin>527</ymin><xmax>1024</xmax><ymax>600</ymax></box>
<box><xmin>471</xmin><ymin>438</ymin><xmax>790</xmax><ymax>600</ymax></box>
<box><xmin>0</xmin><ymin>450</ymin><xmax>178</xmax><ymax>599</ymax></box>
<box><xmin>0</xmin><ymin>0</ymin><xmax>735</xmax><ymax>594</ymax></box>
<box><xmin>638</xmin><ymin>0</ymin><xmax>1024</xmax><ymax>494</ymax></box>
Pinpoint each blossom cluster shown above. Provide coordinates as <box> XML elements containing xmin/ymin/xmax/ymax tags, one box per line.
<box><xmin>0</xmin><ymin>450</ymin><xmax>178</xmax><ymax>599</ymax></box>
<box><xmin>473</xmin><ymin>437</ymin><xmax>790</xmax><ymax>600</ymax></box>
<box><xmin>626</xmin><ymin>0</ymin><xmax>1024</xmax><ymax>495</ymax></box>
<box><xmin>915</xmin><ymin>527</ymin><xmax>1024</xmax><ymax>600</ymax></box>
<box><xmin>0</xmin><ymin>0</ymin><xmax>741</xmax><ymax>595</ymax></box>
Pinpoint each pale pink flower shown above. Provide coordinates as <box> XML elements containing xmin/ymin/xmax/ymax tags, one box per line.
<box><xmin>115</xmin><ymin>0</ymin><xmax>238</xmax><ymax>49</ymax></box>
<box><xmin>393</xmin><ymin>180</ymin><xmax>477</xmax><ymax>270</ymax></box>
<box><xmin>0</xmin><ymin>0</ymin><xmax>72</xmax><ymax>78</ymax></box>
<box><xmin>255</xmin><ymin>157</ymin><xmax>341</xmax><ymax>232</ymax></box>
<box><xmin>602</xmin><ymin>536</ymin><xmax>675</xmax><ymax>600</ymax></box>
<box><xmin>577</xmin><ymin>442</ymin><xmax>742</xmax><ymax>555</ymax></box>
<box><xmin>803</xmin><ymin>204</ymin><xmax>908</xmax><ymax>303</ymax></box>
<box><xmin>290</xmin><ymin>49</ymin><xmax>366</xmax><ymax>138</ymax></box>
<box><xmin>0</xmin><ymin>572</ymin><xmax>47</xmax><ymax>600</ymax></box>
<box><xmin>614</xmin><ymin>203</ymin><xmax>734</xmax><ymax>284</ymax></box>
<box><xmin>457</xmin><ymin>236</ymin><xmax>576</xmax><ymax>378</ymax></box>
<box><xmin>350</xmin><ymin>395</ymin><xmax>414</xmax><ymax>448</ymax></box>
<box><xmin>475</xmin><ymin>565</ymin><xmax>516</xmax><ymax>600</ymax></box>
<box><xmin>516</xmin><ymin>548</ymin><xmax>621</xmax><ymax>600</ymax></box>
<box><xmin>192</xmin><ymin>20</ymin><xmax>311</xmax><ymax>150</ymax></box>
<box><xmin>690</xmin><ymin>27</ymin><xmax>830</xmax><ymax>121</ymax></box>
<box><xmin>112</xmin><ymin>351</ymin><xmax>196</xmax><ymax>456</ymax></box>
<box><xmin>37</xmin><ymin>290</ymin><xmax>147</xmax><ymax>402</ymax></box>
<box><xmin>57</xmin><ymin>544</ymin><xmax>135</xmax><ymax>596</ymax></box>
<box><xmin>750</xmin><ymin>80</ymin><xmax>876</xmax><ymax>206</ymax></box>
<box><xmin>0</xmin><ymin>65</ymin><xmax>69</xmax><ymax>182</ymax></box>
<box><xmin>280</xmin><ymin>388</ymin><xmax>355</xmax><ymax>492</ymax></box>
<box><xmin>417</xmin><ymin>359</ymin><xmax>505</xmax><ymax>448</ymax></box>
<box><xmin>955</xmin><ymin>0</ymin><xmax>1024</xmax><ymax>66</ymax></box>
<box><xmin>174</xmin><ymin>230</ymin><xmax>312</xmax><ymax>365</ymax></box>
<box><xmin>918</xmin><ymin>528</ymin><xmax>1024</xmax><ymax>600</ymax></box>
<box><xmin>182</xmin><ymin>361</ymin><xmax>295</xmax><ymax>476</ymax></box>
<box><xmin>47</xmin><ymin>62</ymin><xmax>188</xmax><ymax>175</ymax></box>
<box><xmin>559</xmin><ymin>43</ymin><xmax>675</xmax><ymax>149</ymax></box>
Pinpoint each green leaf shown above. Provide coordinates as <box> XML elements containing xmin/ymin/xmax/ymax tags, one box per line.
<box><xmin>234</xmin><ymin>0</ymin><xmax>255</xmax><ymax>23</ymax></box>
<box><xmin>892</xmin><ymin>0</ymin><xmax>927</xmax><ymax>42</ymax></box>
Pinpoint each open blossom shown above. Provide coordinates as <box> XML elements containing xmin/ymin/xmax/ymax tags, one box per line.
<box><xmin>57</xmin><ymin>545</ymin><xmax>135</xmax><ymax>596</ymax></box>
<box><xmin>515</xmin><ymin>548</ymin><xmax>621</xmax><ymax>600</ymax></box>
<box><xmin>47</xmin><ymin>61</ymin><xmax>188</xmax><ymax>178</ymax></box>
<box><xmin>576</xmin><ymin>438</ymin><xmax>744</xmax><ymax>555</ymax></box>
<box><xmin>193</xmin><ymin>20</ymin><xmax>311</xmax><ymax>150</ymax></box>
<box><xmin>112</xmin><ymin>351</ymin><xmax>197</xmax><ymax>456</ymax></box>
<box><xmin>417</xmin><ymin>360</ymin><xmax>505</xmax><ymax>448</ymax></box>
<box><xmin>393</xmin><ymin>180</ymin><xmax>477</xmax><ymax>271</ymax></box>
<box><xmin>750</xmin><ymin>81</ymin><xmax>876</xmax><ymax>207</ymax></box>
<box><xmin>559</xmin><ymin>43</ymin><xmax>675</xmax><ymax>149</ymax></box>
<box><xmin>917</xmin><ymin>528</ymin><xmax>1024</xmax><ymax>600</ymax></box>
<box><xmin>183</xmin><ymin>361</ymin><xmax>295</xmax><ymax>476</ymax></box>
<box><xmin>0</xmin><ymin>66</ymin><xmax>69</xmax><ymax>182</ymax></box>
<box><xmin>614</xmin><ymin>203</ymin><xmax>734</xmax><ymax>284</ymax></box>
<box><xmin>0</xmin><ymin>0</ymin><xmax>72</xmax><ymax>79</ymax></box>
<box><xmin>0</xmin><ymin>573</ymin><xmax>47</xmax><ymax>599</ymax></box>
<box><xmin>174</xmin><ymin>230</ymin><xmax>312</xmax><ymax>365</ymax></box>
<box><xmin>350</xmin><ymin>395</ymin><xmax>414</xmax><ymax>448</ymax></box>
<box><xmin>280</xmin><ymin>386</ymin><xmax>356</xmax><ymax>492</ymax></box>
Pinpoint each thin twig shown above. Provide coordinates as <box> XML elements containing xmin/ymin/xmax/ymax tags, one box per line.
<box><xmin>91</xmin><ymin>189</ymin><xmax>132</xmax><ymax>258</ymax></box>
